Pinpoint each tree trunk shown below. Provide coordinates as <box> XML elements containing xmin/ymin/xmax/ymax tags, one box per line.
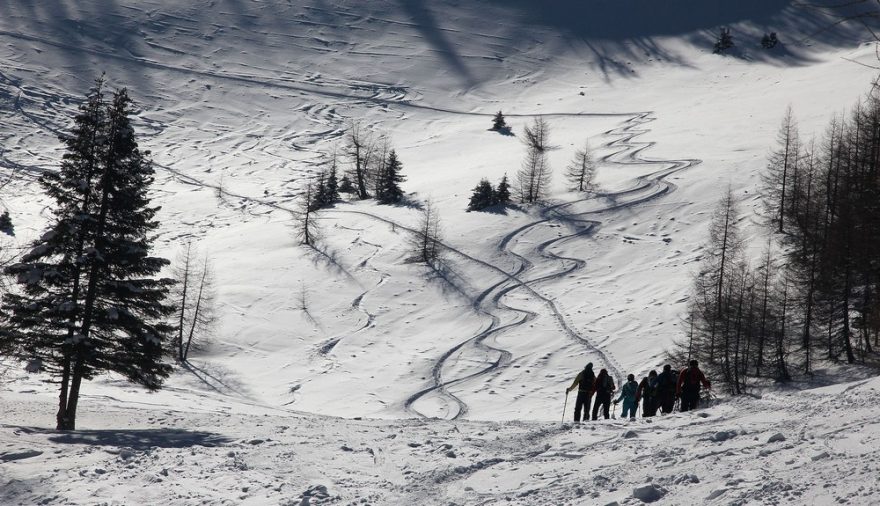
<box><xmin>177</xmin><ymin>247</ymin><xmax>190</xmax><ymax>362</ymax></box>
<box><xmin>843</xmin><ymin>264</ymin><xmax>856</xmax><ymax>363</ymax></box>
<box><xmin>55</xmin><ymin>358</ymin><xmax>71</xmax><ymax>430</ymax></box>
<box><xmin>184</xmin><ymin>260</ymin><xmax>209</xmax><ymax>361</ymax></box>
<box><xmin>777</xmin><ymin>282</ymin><xmax>790</xmax><ymax>381</ymax></box>
<box><xmin>60</xmin><ymin>359</ymin><xmax>86</xmax><ymax>430</ymax></box>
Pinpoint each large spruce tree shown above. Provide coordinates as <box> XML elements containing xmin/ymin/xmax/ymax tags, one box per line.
<box><xmin>2</xmin><ymin>80</ymin><xmax>174</xmax><ymax>430</ymax></box>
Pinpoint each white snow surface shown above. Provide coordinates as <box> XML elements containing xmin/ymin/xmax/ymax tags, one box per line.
<box><xmin>2</xmin><ymin>1</ymin><xmax>880</xmax><ymax>504</ymax></box>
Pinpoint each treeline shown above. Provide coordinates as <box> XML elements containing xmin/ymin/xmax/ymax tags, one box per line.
<box><xmin>677</xmin><ymin>87</ymin><xmax>880</xmax><ymax>394</ymax></box>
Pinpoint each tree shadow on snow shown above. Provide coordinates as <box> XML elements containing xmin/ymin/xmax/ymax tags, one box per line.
<box><xmin>8</xmin><ymin>425</ymin><xmax>232</xmax><ymax>450</ymax></box>
<box><xmin>390</xmin><ymin>194</ymin><xmax>425</xmax><ymax>210</ymax></box>
<box><xmin>489</xmin><ymin>126</ymin><xmax>515</xmax><ymax>137</ymax></box>
<box><xmin>180</xmin><ymin>360</ymin><xmax>251</xmax><ymax>399</ymax></box>
<box><xmin>477</xmin><ymin>203</ymin><xmax>526</xmax><ymax>216</ymax></box>
<box><xmin>307</xmin><ymin>243</ymin><xmax>359</xmax><ymax>283</ymax></box>
<box><xmin>420</xmin><ymin>259</ymin><xmax>478</xmax><ymax>307</ymax></box>
<box><xmin>484</xmin><ymin>0</ymin><xmax>880</xmax><ymax>80</ymax></box>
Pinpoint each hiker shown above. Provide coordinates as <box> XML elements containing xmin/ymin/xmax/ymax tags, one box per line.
<box><xmin>591</xmin><ymin>368</ymin><xmax>615</xmax><ymax>420</ymax></box>
<box><xmin>676</xmin><ymin>360</ymin><xmax>711</xmax><ymax>412</ymax></box>
<box><xmin>565</xmin><ymin>362</ymin><xmax>596</xmax><ymax>422</ymax></box>
<box><xmin>613</xmin><ymin>373</ymin><xmax>639</xmax><ymax>419</ymax></box>
<box><xmin>636</xmin><ymin>370</ymin><xmax>659</xmax><ymax>417</ymax></box>
<box><xmin>656</xmin><ymin>364</ymin><xmax>677</xmax><ymax>414</ymax></box>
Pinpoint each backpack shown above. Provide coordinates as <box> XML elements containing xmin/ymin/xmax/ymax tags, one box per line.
<box><xmin>657</xmin><ymin>370</ymin><xmax>675</xmax><ymax>392</ymax></box>
<box><xmin>597</xmin><ymin>375</ymin><xmax>613</xmax><ymax>394</ymax></box>
<box><xmin>683</xmin><ymin>367</ymin><xmax>703</xmax><ymax>391</ymax></box>
<box><xmin>579</xmin><ymin>368</ymin><xmax>596</xmax><ymax>391</ymax></box>
<box><xmin>645</xmin><ymin>377</ymin><xmax>658</xmax><ymax>396</ymax></box>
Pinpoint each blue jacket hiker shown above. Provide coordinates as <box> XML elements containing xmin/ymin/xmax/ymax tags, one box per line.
<box><xmin>614</xmin><ymin>374</ymin><xmax>639</xmax><ymax>419</ymax></box>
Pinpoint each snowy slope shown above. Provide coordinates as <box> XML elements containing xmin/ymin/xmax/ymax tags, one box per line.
<box><xmin>4</xmin><ymin>370</ymin><xmax>880</xmax><ymax>505</ymax></box>
<box><xmin>2</xmin><ymin>0</ymin><xmax>880</xmax><ymax>504</ymax></box>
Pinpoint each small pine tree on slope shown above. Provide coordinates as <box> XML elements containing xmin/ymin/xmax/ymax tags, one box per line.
<box><xmin>325</xmin><ymin>152</ymin><xmax>340</xmax><ymax>204</ymax></box>
<box><xmin>495</xmin><ymin>174</ymin><xmax>511</xmax><ymax>205</ymax></box>
<box><xmin>467</xmin><ymin>179</ymin><xmax>495</xmax><ymax>211</ymax></box>
<box><xmin>491</xmin><ymin>111</ymin><xmax>507</xmax><ymax>131</ymax></box>
<box><xmin>376</xmin><ymin>149</ymin><xmax>405</xmax><ymax>204</ymax></box>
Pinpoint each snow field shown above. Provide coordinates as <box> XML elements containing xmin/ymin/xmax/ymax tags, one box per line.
<box><xmin>2</xmin><ymin>0</ymin><xmax>880</xmax><ymax>504</ymax></box>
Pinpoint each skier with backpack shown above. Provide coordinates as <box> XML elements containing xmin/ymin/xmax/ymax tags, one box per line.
<box><xmin>656</xmin><ymin>364</ymin><xmax>677</xmax><ymax>414</ymax></box>
<box><xmin>635</xmin><ymin>370</ymin><xmax>659</xmax><ymax>417</ymax></box>
<box><xmin>565</xmin><ymin>362</ymin><xmax>596</xmax><ymax>422</ymax></box>
<box><xmin>591</xmin><ymin>368</ymin><xmax>615</xmax><ymax>420</ymax></box>
<box><xmin>613</xmin><ymin>374</ymin><xmax>639</xmax><ymax>420</ymax></box>
<box><xmin>676</xmin><ymin>360</ymin><xmax>711</xmax><ymax>412</ymax></box>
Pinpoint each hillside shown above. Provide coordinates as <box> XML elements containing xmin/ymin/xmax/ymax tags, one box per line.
<box><xmin>1</xmin><ymin>1</ymin><xmax>879</xmax><ymax>504</ymax></box>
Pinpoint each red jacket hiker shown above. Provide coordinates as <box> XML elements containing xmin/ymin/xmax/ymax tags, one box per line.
<box><xmin>676</xmin><ymin>363</ymin><xmax>711</xmax><ymax>397</ymax></box>
<box><xmin>676</xmin><ymin>360</ymin><xmax>711</xmax><ymax>412</ymax></box>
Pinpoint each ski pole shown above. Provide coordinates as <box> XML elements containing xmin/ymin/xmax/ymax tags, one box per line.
<box><xmin>561</xmin><ymin>391</ymin><xmax>569</xmax><ymax>425</ymax></box>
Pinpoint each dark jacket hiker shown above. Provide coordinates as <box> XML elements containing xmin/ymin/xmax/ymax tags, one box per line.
<box><xmin>677</xmin><ymin>360</ymin><xmax>711</xmax><ymax>412</ymax></box>
<box><xmin>636</xmin><ymin>370</ymin><xmax>659</xmax><ymax>417</ymax></box>
<box><xmin>591</xmin><ymin>368</ymin><xmax>616</xmax><ymax>420</ymax></box>
<box><xmin>566</xmin><ymin>363</ymin><xmax>596</xmax><ymax>422</ymax></box>
<box><xmin>656</xmin><ymin>364</ymin><xmax>677</xmax><ymax>414</ymax></box>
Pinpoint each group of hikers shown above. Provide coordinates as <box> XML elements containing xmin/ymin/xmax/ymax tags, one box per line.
<box><xmin>565</xmin><ymin>360</ymin><xmax>711</xmax><ymax>421</ymax></box>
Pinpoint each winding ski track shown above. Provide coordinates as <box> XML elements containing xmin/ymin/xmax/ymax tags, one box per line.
<box><xmin>401</xmin><ymin>112</ymin><xmax>700</xmax><ymax>419</ymax></box>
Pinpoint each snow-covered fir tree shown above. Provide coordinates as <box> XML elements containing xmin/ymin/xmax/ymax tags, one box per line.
<box><xmin>2</xmin><ymin>81</ymin><xmax>175</xmax><ymax>430</ymax></box>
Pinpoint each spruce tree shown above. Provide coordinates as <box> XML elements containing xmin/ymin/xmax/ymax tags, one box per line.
<box><xmin>338</xmin><ymin>174</ymin><xmax>355</xmax><ymax>194</ymax></box>
<box><xmin>467</xmin><ymin>179</ymin><xmax>495</xmax><ymax>211</ymax></box>
<box><xmin>491</xmin><ymin>111</ymin><xmax>507</xmax><ymax>131</ymax></box>
<box><xmin>3</xmin><ymin>83</ymin><xmax>174</xmax><ymax>430</ymax></box>
<box><xmin>312</xmin><ymin>170</ymin><xmax>328</xmax><ymax>211</ymax></box>
<box><xmin>714</xmin><ymin>27</ymin><xmax>734</xmax><ymax>54</ymax></box>
<box><xmin>325</xmin><ymin>156</ymin><xmax>340</xmax><ymax>204</ymax></box>
<box><xmin>494</xmin><ymin>174</ymin><xmax>511</xmax><ymax>205</ymax></box>
<box><xmin>377</xmin><ymin>149</ymin><xmax>405</xmax><ymax>205</ymax></box>
<box><xmin>0</xmin><ymin>210</ymin><xmax>12</xmax><ymax>235</ymax></box>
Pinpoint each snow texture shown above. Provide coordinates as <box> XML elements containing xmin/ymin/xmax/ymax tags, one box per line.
<box><xmin>1</xmin><ymin>0</ymin><xmax>879</xmax><ymax>504</ymax></box>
